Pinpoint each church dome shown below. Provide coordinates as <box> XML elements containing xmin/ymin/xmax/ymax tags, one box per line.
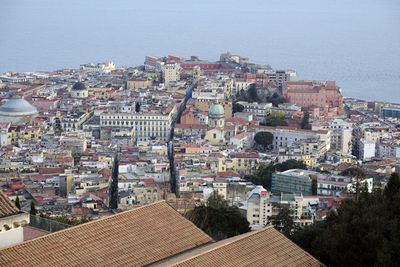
<box><xmin>72</xmin><ymin>82</ymin><xmax>87</xmax><ymax>91</ymax></box>
<box><xmin>0</xmin><ymin>95</ymin><xmax>38</xmax><ymax>116</ymax></box>
<box><xmin>208</xmin><ymin>103</ymin><xmax>225</xmax><ymax>117</ymax></box>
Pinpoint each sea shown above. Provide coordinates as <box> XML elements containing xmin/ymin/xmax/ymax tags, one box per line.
<box><xmin>0</xmin><ymin>0</ymin><xmax>399</xmax><ymax>103</ymax></box>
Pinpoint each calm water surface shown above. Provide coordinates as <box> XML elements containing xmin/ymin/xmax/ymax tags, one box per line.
<box><xmin>0</xmin><ymin>0</ymin><xmax>399</xmax><ymax>102</ymax></box>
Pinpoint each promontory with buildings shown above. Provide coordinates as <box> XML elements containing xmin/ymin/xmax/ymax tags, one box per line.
<box><xmin>0</xmin><ymin>52</ymin><xmax>399</xmax><ymax>266</ymax></box>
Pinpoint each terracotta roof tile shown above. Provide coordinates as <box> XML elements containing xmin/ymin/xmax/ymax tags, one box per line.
<box><xmin>0</xmin><ymin>201</ymin><xmax>212</xmax><ymax>267</ymax></box>
<box><xmin>169</xmin><ymin>226</ymin><xmax>322</xmax><ymax>267</ymax></box>
<box><xmin>0</xmin><ymin>190</ymin><xmax>20</xmax><ymax>217</ymax></box>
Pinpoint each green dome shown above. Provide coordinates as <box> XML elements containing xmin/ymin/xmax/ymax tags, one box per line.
<box><xmin>208</xmin><ymin>103</ymin><xmax>224</xmax><ymax>117</ymax></box>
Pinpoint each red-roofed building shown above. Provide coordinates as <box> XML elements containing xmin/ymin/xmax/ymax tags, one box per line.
<box><xmin>38</xmin><ymin>167</ymin><xmax>65</xmax><ymax>175</ymax></box>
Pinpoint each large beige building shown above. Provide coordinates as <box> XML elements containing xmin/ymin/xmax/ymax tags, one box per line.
<box><xmin>163</xmin><ymin>63</ymin><xmax>180</xmax><ymax>87</ymax></box>
<box><xmin>100</xmin><ymin>106</ymin><xmax>176</xmax><ymax>142</ymax></box>
<box><xmin>126</xmin><ymin>79</ymin><xmax>152</xmax><ymax>89</ymax></box>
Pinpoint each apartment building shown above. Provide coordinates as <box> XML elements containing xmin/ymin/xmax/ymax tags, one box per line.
<box><xmin>353</xmin><ymin>122</ymin><xmax>392</xmax><ymax>160</ymax></box>
<box><xmin>247</xmin><ymin>186</ymin><xmax>313</xmax><ymax>229</ymax></box>
<box><xmin>376</xmin><ymin>143</ymin><xmax>400</xmax><ymax>159</ymax></box>
<box><xmin>163</xmin><ymin>63</ymin><xmax>180</xmax><ymax>87</ymax></box>
<box><xmin>313</xmin><ymin>119</ymin><xmax>352</xmax><ymax>154</ymax></box>
<box><xmin>59</xmin><ymin>110</ymin><xmax>92</xmax><ymax>131</ymax></box>
<box><xmin>317</xmin><ymin>175</ymin><xmax>351</xmax><ymax>196</ymax></box>
<box><xmin>263</xmin><ymin>69</ymin><xmax>297</xmax><ymax>88</ymax></box>
<box><xmin>359</xmin><ymin>138</ymin><xmax>376</xmax><ymax>161</ymax></box>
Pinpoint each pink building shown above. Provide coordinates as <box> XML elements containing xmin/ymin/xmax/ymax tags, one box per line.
<box><xmin>167</xmin><ymin>54</ymin><xmax>185</xmax><ymax>63</ymax></box>
<box><xmin>282</xmin><ymin>81</ymin><xmax>344</xmax><ymax>118</ymax></box>
<box><xmin>180</xmin><ymin>110</ymin><xmax>200</xmax><ymax>125</ymax></box>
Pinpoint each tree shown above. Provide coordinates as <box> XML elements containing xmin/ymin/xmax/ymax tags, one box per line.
<box><xmin>383</xmin><ymin>171</ymin><xmax>400</xmax><ymax>202</ymax></box>
<box><xmin>265</xmin><ymin>111</ymin><xmax>288</xmax><ymax>126</ymax></box>
<box><xmin>15</xmin><ymin>196</ymin><xmax>21</xmax><ymax>210</ymax></box>
<box><xmin>207</xmin><ymin>191</ymin><xmax>228</xmax><ymax>209</ymax></box>
<box><xmin>135</xmin><ymin>102</ymin><xmax>140</xmax><ymax>113</ymax></box>
<box><xmin>275</xmin><ymin>159</ymin><xmax>307</xmax><ymax>172</ymax></box>
<box><xmin>290</xmin><ymin>172</ymin><xmax>400</xmax><ymax>266</ymax></box>
<box><xmin>30</xmin><ymin>201</ymin><xmax>37</xmax><ymax>215</ymax></box>
<box><xmin>232</xmin><ymin>102</ymin><xmax>244</xmax><ymax>114</ymax></box>
<box><xmin>301</xmin><ymin>110</ymin><xmax>310</xmax><ymax>129</ymax></box>
<box><xmin>341</xmin><ymin>167</ymin><xmax>366</xmax><ymax>200</ymax></box>
<box><xmin>186</xmin><ymin>191</ymin><xmax>250</xmax><ymax>241</ymax></box>
<box><xmin>244</xmin><ymin>163</ymin><xmax>274</xmax><ymax>190</ymax></box>
<box><xmin>271</xmin><ymin>204</ymin><xmax>297</xmax><ymax>237</ymax></box>
<box><xmin>254</xmin><ymin>131</ymin><xmax>274</xmax><ymax>150</ymax></box>
<box><xmin>247</xmin><ymin>84</ymin><xmax>259</xmax><ymax>102</ymax></box>
<box><xmin>267</xmin><ymin>92</ymin><xmax>287</xmax><ymax>107</ymax></box>
<box><xmin>341</xmin><ymin>167</ymin><xmax>366</xmax><ymax>178</ymax></box>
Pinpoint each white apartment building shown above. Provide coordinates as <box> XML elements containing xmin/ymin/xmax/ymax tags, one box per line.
<box><xmin>246</xmin><ymin>186</ymin><xmax>313</xmax><ymax>229</ymax></box>
<box><xmin>314</xmin><ymin>119</ymin><xmax>352</xmax><ymax>154</ymax></box>
<box><xmin>359</xmin><ymin>138</ymin><xmax>376</xmax><ymax>162</ymax></box>
<box><xmin>163</xmin><ymin>63</ymin><xmax>180</xmax><ymax>87</ymax></box>
<box><xmin>353</xmin><ymin>122</ymin><xmax>392</xmax><ymax>160</ymax></box>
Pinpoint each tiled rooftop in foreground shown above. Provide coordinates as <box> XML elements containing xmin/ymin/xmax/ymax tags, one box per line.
<box><xmin>157</xmin><ymin>226</ymin><xmax>322</xmax><ymax>267</ymax></box>
<box><xmin>0</xmin><ymin>201</ymin><xmax>212</xmax><ymax>267</ymax></box>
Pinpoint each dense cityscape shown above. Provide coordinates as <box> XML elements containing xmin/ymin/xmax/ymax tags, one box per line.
<box><xmin>1</xmin><ymin>52</ymin><xmax>400</xmax><ymax>266</ymax></box>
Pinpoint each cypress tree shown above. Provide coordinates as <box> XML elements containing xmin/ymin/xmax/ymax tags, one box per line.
<box><xmin>15</xmin><ymin>196</ymin><xmax>21</xmax><ymax>210</ymax></box>
<box><xmin>30</xmin><ymin>201</ymin><xmax>37</xmax><ymax>215</ymax></box>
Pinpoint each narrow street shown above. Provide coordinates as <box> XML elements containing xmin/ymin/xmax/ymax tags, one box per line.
<box><xmin>167</xmin><ymin>82</ymin><xmax>196</xmax><ymax>195</ymax></box>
